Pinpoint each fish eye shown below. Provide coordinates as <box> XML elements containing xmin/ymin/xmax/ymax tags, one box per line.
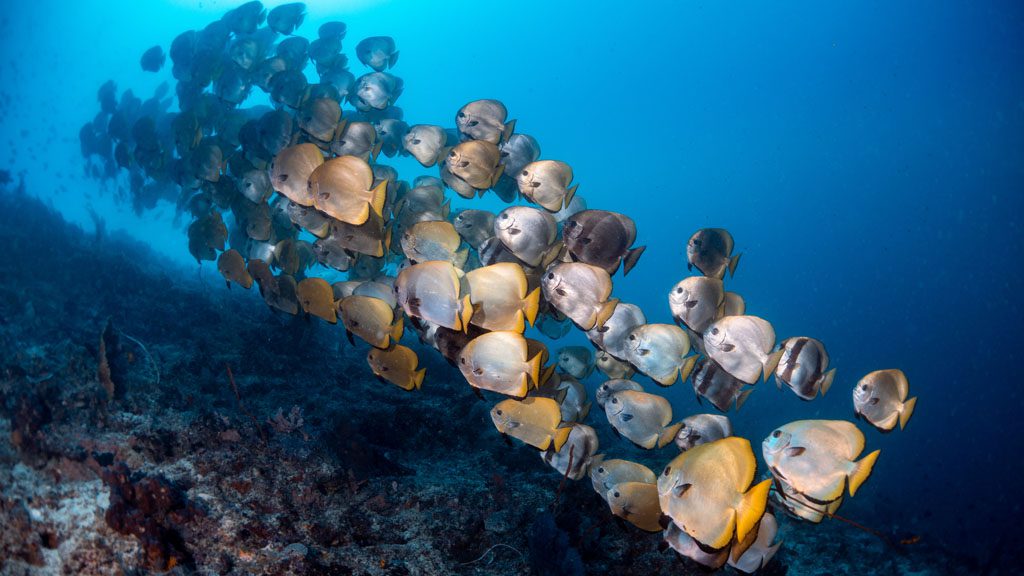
<box><xmin>663</xmin><ymin>466</ymin><xmax>670</xmax><ymax>476</ymax></box>
<box><xmin>675</xmin><ymin>287</ymin><xmax>683</xmax><ymax>294</ymax></box>
<box><xmin>501</xmin><ymin>213</ymin><xmax>509</xmax><ymax>219</ymax></box>
<box><xmin>458</xmin><ymin>112</ymin><xmax>466</xmax><ymax>118</ymax></box>
<box><xmin>521</xmin><ymin>170</ymin><xmax>528</xmax><ymax>176</ymax></box>
<box><xmin>597</xmin><ymin>467</ymin><xmax>605</xmax><ymax>474</ymax></box>
<box><xmin>611</xmin><ymin>397</ymin><xmax>618</xmax><ymax>404</ymax></box>
<box><xmin>711</xmin><ymin>328</ymin><xmax>719</xmax><ymax>335</ymax></box>
<box><xmin>613</xmin><ymin>491</ymin><xmax>620</xmax><ymax>498</ymax></box>
<box><xmin>495</xmin><ymin>409</ymin><xmax>502</xmax><ymax>415</ymax></box>
<box><xmin>547</xmin><ymin>273</ymin><xmax>554</xmax><ymax>280</ymax></box>
<box><xmin>628</xmin><ymin>335</ymin><xmax>635</xmax><ymax>340</ymax></box>
<box><xmin>449</xmin><ymin>150</ymin><xmax>456</xmax><ymax>157</ymax></box>
<box><xmin>772</xmin><ymin>430</ymin><xmax>781</xmax><ymax>438</ymax></box>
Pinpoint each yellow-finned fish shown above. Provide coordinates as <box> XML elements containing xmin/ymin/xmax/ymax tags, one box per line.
<box><xmin>490</xmin><ymin>396</ymin><xmax>571</xmax><ymax>451</ymax></box>
<box><xmin>367</xmin><ymin>345</ymin><xmax>424</xmax><ymax>391</ymax></box>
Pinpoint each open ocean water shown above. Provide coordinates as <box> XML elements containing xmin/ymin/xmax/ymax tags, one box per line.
<box><xmin>0</xmin><ymin>1</ymin><xmax>1021</xmax><ymax>574</ymax></box>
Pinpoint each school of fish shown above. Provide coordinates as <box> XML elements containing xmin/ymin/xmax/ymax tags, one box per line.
<box><xmin>78</xmin><ymin>2</ymin><xmax>919</xmax><ymax>571</ymax></box>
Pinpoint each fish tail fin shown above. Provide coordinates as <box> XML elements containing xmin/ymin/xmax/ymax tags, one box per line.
<box><xmin>899</xmin><ymin>397</ymin><xmax>917</xmax><ymax>430</ymax></box>
<box><xmin>413</xmin><ymin>367</ymin><xmax>425</xmax><ymax>390</ymax></box>
<box><xmin>390</xmin><ymin>317</ymin><xmax>404</xmax><ymax>344</ymax></box>
<box><xmin>541</xmin><ymin>240</ymin><xmax>564</xmax><ymax>268</ymax></box>
<box><xmin>453</xmin><ymin>246</ymin><xmax>469</xmax><ymax>270</ymax></box>
<box><xmin>527</xmin><ymin>352</ymin><xmax>543</xmax><ymax>389</ymax></box>
<box><xmin>541</xmin><ymin>363</ymin><xmax>556</xmax><ymax>387</ymax></box>
<box><xmin>389</xmin><ymin>50</ymin><xmax>400</xmax><ymax>68</ymax></box>
<box><xmin>552</xmin><ymin>425</ymin><xmax>572</xmax><ymax>452</ymax></box>
<box><xmin>491</xmin><ymin>163</ymin><xmax>505</xmax><ymax>188</ymax></box>
<box><xmin>622</xmin><ymin>245</ymin><xmax>646</xmax><ymax>276</ymax></box>
<box><xmin>510</xmin><ymin>310</ymin><xmax>526</xmax><ymax>334</ymax></box>
<box><xmin>459</xmin><ymin>294</ymin><xmax>473</xmax><ymax>332</ymax></box>
<box><xmin>763</xmin><ymin>349</ymin><xmax>784</xmax><ymax>382</ymax></box>
<box><xmin>369</xmin><ymin>178</ymin><xmax>388</xmax><ymax>219</ymax></box>
<box><xmin>564</xmin><ymin>183</ymin><xmax>578</xmax><ymax>209</ymax></box>
<box><xmin>819</xmin><ymin>368</ymin><xmax>836</xmax><ymax>397</ymax></box>
<box><xmin>595</xmin><ymin>298</ymin><xmax>619</xmax><ymax>330</ymax></box>
<box><xmin>735</xmin><ymin>388</ymin><xmax>753</xmax><ymax>411</ymax></box>
<box><xmin>728</xmin><ymin>253</ymin><xmax>742</xmax><ymax>278</ymax></box>
<box><xmin>679</xmin><ymin>354</ymin><xmax>698</xmax><ymax>383</ymax></box>
<box><xmin>579</xmin><ymin>401</ymin><xmax>592</xmax><ymax>422</ymax></box>
<box><xmin>657</xmin><ymin>422</ymin><xmax>684</xmax><ymax>449</ymax></box>
<box><xmin>736</xmin><ymin>479</ymin><xmax>772</xmax><ymax>544</ymax></box>
<box><xmin>848</xmin><ymin>449</ymin><xmax>880</xmax><ymax>497</ymax></box>
<box><xmin>523</xmin><ymin>287</ymin><xmax>541</xmax><ymax>327</ymax></box>
<box><xmin>501</xmin><ymin>119</ymin><xmax>517</xmax><ymax>144</ymax></box>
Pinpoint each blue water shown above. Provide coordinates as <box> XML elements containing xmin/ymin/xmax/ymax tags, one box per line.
<box><xmin>2</xmin><ymin>0</ymin><xmax>1022</xmax><ymax>567</ymax></box>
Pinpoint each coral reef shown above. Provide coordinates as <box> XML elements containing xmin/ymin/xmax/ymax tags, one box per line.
<box><xmin>0</xmin><ymin>188</ymin><xmax>1000</xmax><ymax>574</ymax></box>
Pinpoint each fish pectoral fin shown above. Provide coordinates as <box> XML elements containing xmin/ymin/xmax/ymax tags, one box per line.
<box><xmin>722</xmin><ymin>343</ymin><xmax>735</xmax><ymax>352</ymax></box>
<box><xmin>785</xmin><ymin>446</ymin><xmax>806</xmax><ymax>457</ymax></box>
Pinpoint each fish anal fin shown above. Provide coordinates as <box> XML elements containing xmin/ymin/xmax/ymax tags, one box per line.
<box><xmin>735</xmin><ymin>388</ymin><xmax>753</xmax><ymax>411</ymax></box>
<box><xmin>564</xmin><ymin>183</ymin><xmax>578</xmax><ymax>209</ymax></box>
<box><xmin>501</xmin><ymin>119</ymin><xmax>516</xmax><ymax>144</ymax></box>
<box><xmin>369</xmin><ymin>178</ymin><xmax>388</xmax><ymax>219</ymax></box>
<box><xmin>551</xmin><ymin>425</ymin><xmax>571</xmax><ymax>453</ymax></box>
<box><xmin>679</xmin><ymin>355</ymin><xmax>698</xmax><ymax>383</ymax></box>
<box><xmin>413</xmin><ymin>367</ymin><xmax>425</xmax><ymax>390</ymax></box>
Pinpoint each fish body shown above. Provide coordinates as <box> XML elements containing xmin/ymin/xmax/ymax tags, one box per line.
<box><xmin>669</xmin><ymin>276</ymin><xmax>725</xmax><ymax>334</ymax></box>
<box><xmin>586</xmin><ymin>302</ymin><xmax>646</xmax><ymax>360</ymax></box>
<box><xmin>351</xmin><ymin>72</ymin><xmax>403</xmax><ymax>111</ymax></box>
<box><xmin>490</xmin><ymin>397</ymin><xmax>570</xmax><ymax>451</ymax></box>
<box><xmin>675</xmin><ymin>413</ymin><xmax>733</xmax><ymax>452</ymax></box>
<box><xmin>658</xmin><ymin>436</ymin><xmax>772</xmax><ymax>551</ymax></box>
<box><xmin>494</xmin><ymin>206</ymin><xmax>558</xmax><ymax>267</ymax></box>
<box><xmin>589</xmin><ymin>455</ymin><xmax>656</xmax><ymax>499</ymax></box>
<box><xmin>686</xmin><ymin>228</ymin><xmax>741</xmax><ymax>279</ymax></box>
<box><xmin>603</xmin><ymin>389</ymin><xmax>679</xmax><ymax>449</ymax></box>
<box><xmin>704</xmin><ymin>315</ymin><xmax>781</xmax><ymax>385</ymax></box>
<box><xmin>367</xmin><ymin>345</ymin><xmax>424</xmax><ymax>391</ymax></box>
<box><xmin>270</xmin><ymin>143</ymin><xmax>323</xmax><ymax>206</ymax></box>
<box><xmin>331</xmin><ymin>121</ymin><xmax>379</xmax><ymax>161</ymax></box>
<box><xmin>458</xmin><ymin>331</ymin><xmax>542</xmax><ymax>397</ymax></box>
<box><xmin>452</xmin><ymin>209</ymin><xmax>495</xmax><ymax>249</ymax></box>
<box><xmin>217</xmin><ymin>249</ymin><xmax>253</xmax><ymax>289</ymax></box>
<box><xmin>403</xmin><ymin>124</ymin><xmax>447</xmax><ymax>167</ymax></box>
<box><xmin>338</xmin><ymin>295</ymin><xmax>403</xmax><ymax>349</ymax></box>
<box><xmin>140</xmin><ymin>45</ymin><xmax>166</xmax><ymax>72</ymax></box>
<box><xmin>456</xmin><ymin>99</ymin><xmax>513</xmax><ymax>144</ymax></box>
<box><xmin>563</xmin><ymin>210</ymin><xmax>645</xmax><ymax>275</ymax></box>
<box><xmin>776</xmin><ymin>337</ymin><xmax>835</xmax><ymax>401</ymax></box>
<box><xmin>401</xmin><ymin>220</ymin><xmax>467</xmax><ymax>268</ymax></box>
<box><xmin>853</xmin><ymin>369</ymin><xmax>916</xmax><ymax>432</ymax></box>
<box><xmin>762</xmin><ymin>419</ymin><xmax>880</xmax><ymax>504</ymax></box>
<box><xmin>691</xmin><ymin>357</ymin><xmax>752</xmax><ymax>412</ymax></box>
<box><xmin>624</xmin><ymin>324</ymin><xmax>696</xmax><ymax>386</ymax></box>
<box><xmin>309</xmin><ymin>155</ymin><xmax>388</xmax><ymax>225</ymax></box>
<box><xmin>267</xmin><ymin>2</ymin><xmax>306</xmax><ymax>35</ymax></box>
<box><xmin>556</xmin><ymin>346</ymin><xmax>594</xmax><ymax>379</ymax></box>
<box><xmin>464</xmin><ymin>263</ymin><xmax>540</xmax><ymax>332</ymax></box>
<box><xmin>595</xmin><ymin>351</ymin><xmax>635</xmax><ymax>379</ymax></box>
<box><xmin>446</xmin><ymin>140</ymin><xmax>503</xmax><ymax>191</ymax></box>
<box><xmin>296</xmin><ymin>277</ymin><xmax>337</xmax><ymax>323</ymax></box>
<box><xmin>542</xmin><ymin>263</ymin><xmax>618</xmax><ymax>331</ymax></box>
<box><xmin>395</xmin><ymin>261</ymin><xmax>472</xmax><ymax>331</ymax></box>
<box><xmin>728</xmin><ymin>513</ymin><xmax>782</xmax><ymax>574</ymax></box>
<box><xmin>607</xmin><ymin>481</ymin><xmax>662</xmax><ymax>532</ymax></box>
<box><xmin>663</xmin><ymin>522</ymin><xmax>730</xmax><ymax>569</ymax></box>
<box><xmin>356</xmin><ymin>36</ymin><xmax>399</xmax><ymax>71</ymax></box>
<box><xmin>541</xmin><ymin>423</ymin><xmax>598</xmax><ymax>480</ymax></box>
<box><xmin>298</xmin><ymin>97</ymin><xmax>341</xmax><ymax>143</ymax></box>
<box><xmin>517</xmin><ymin>160</ymin><xmax>577</xmax><ymax>213</ymax></box>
